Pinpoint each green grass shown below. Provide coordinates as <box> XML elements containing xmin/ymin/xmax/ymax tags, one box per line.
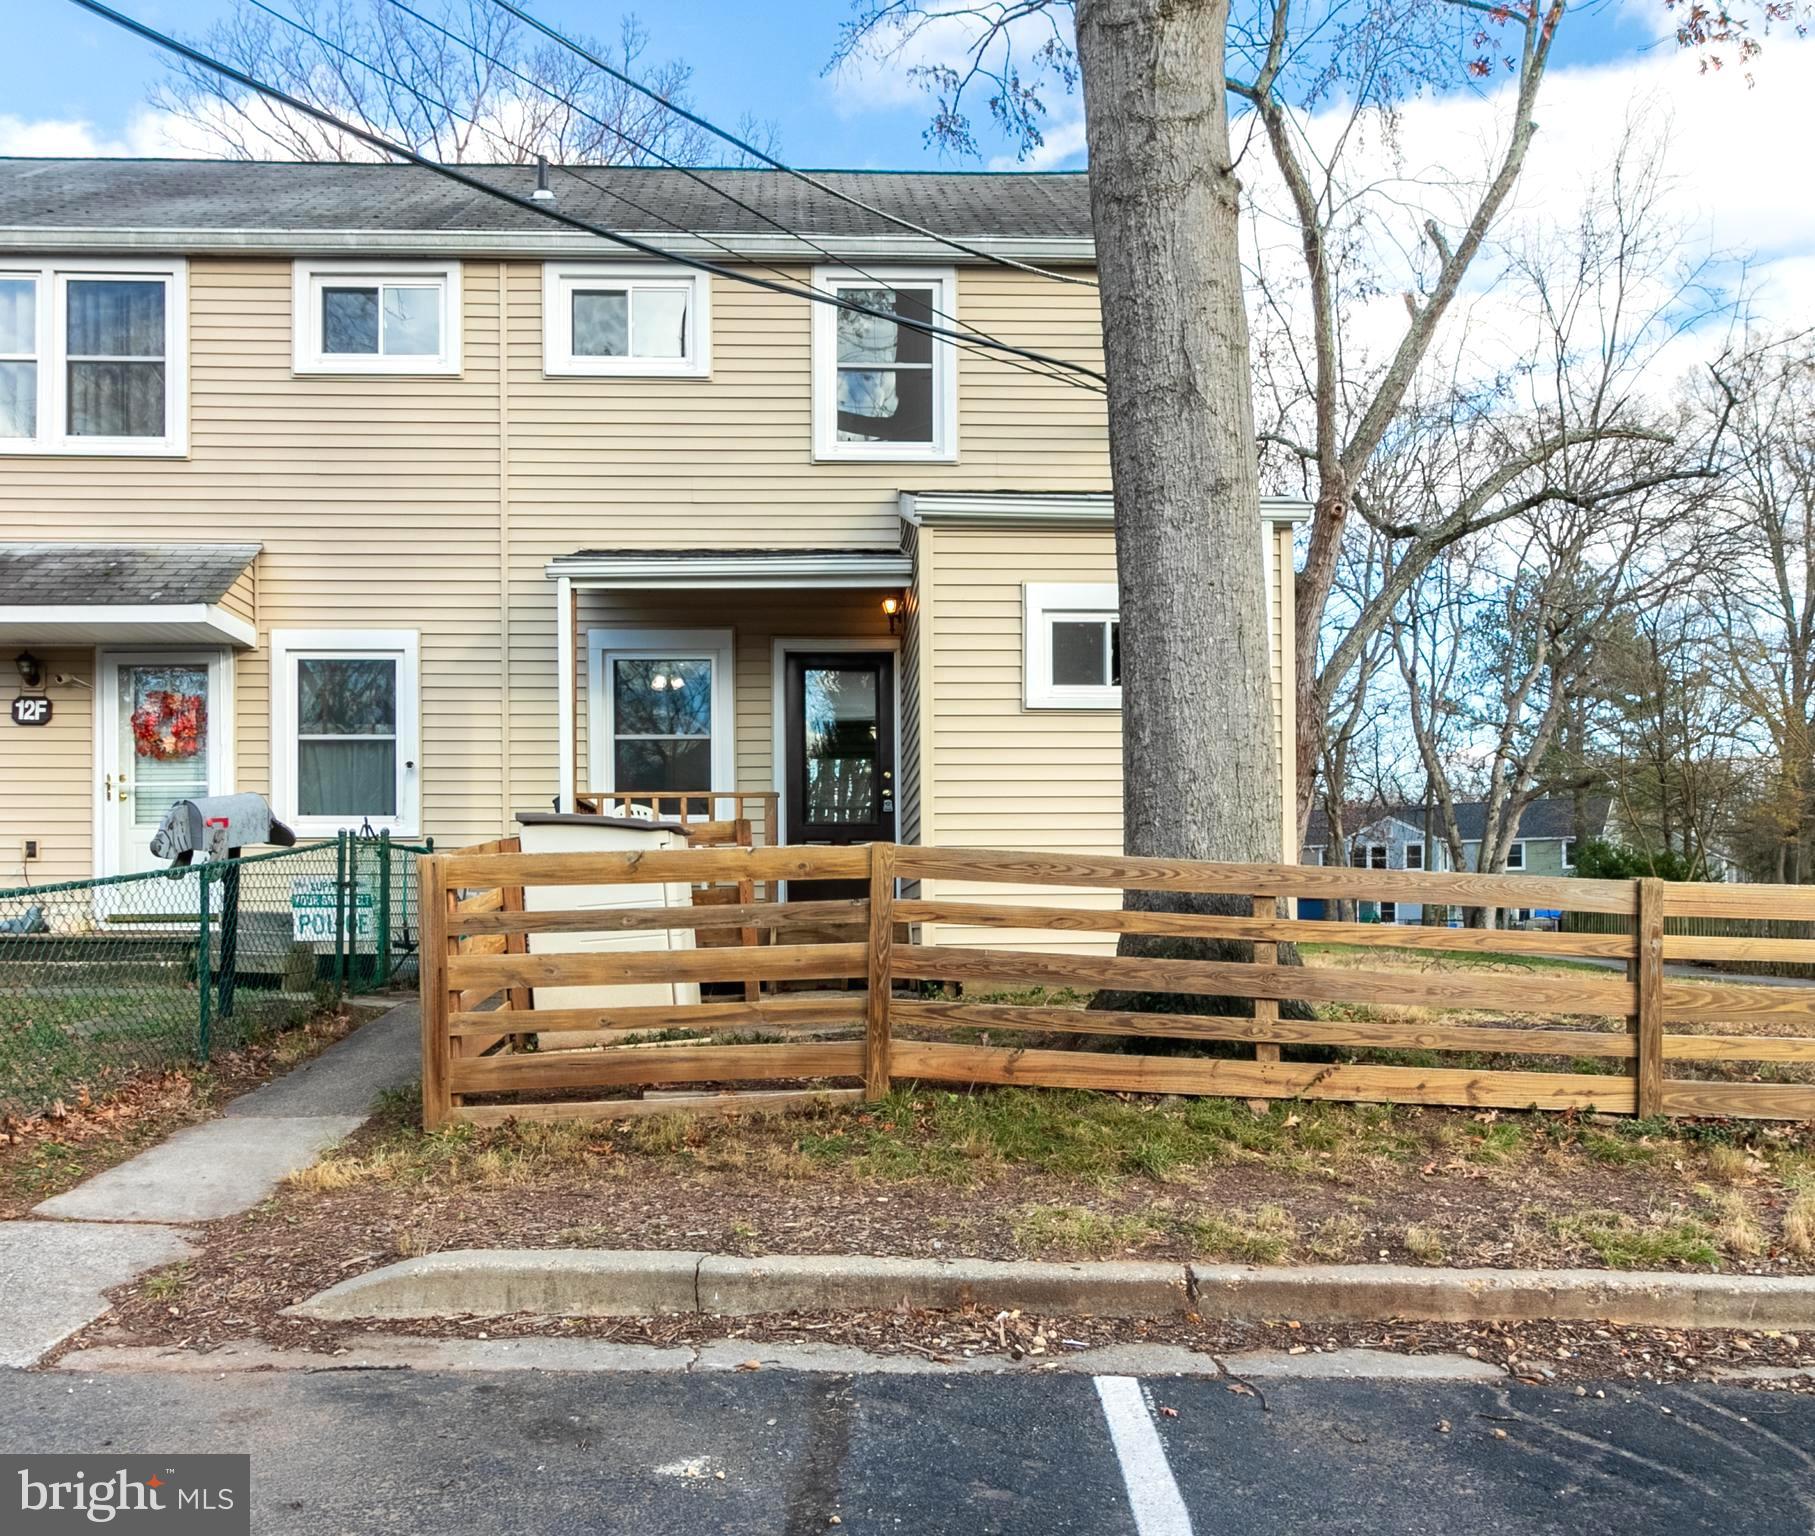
<box><xmin>1010</xmin><ymin>1200</ymin><xmax>1297</xmax><ymax>1262</ymax></box>
<box><xmin>1552</xmin><ymin>1210</ymin><xmax>1720</xmax><ymax>1268</ymax></box>
<box><xmin>1298</xmin><ymin>942</ymin><xmax>1609</xmax><ymax>976</ymax></box>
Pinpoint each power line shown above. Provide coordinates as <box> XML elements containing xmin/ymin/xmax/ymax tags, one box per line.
<box><xmin>485</xmin><ymin>0</ymin><xmax>1099</xmax><ymax>290</ymax></box>
<box><xmin>64</xmin><ymin>0</ymin><xmax>1107</xmax><ymax>387</ymax></box>
<box><xmin>355</xmin><ymin>0</ymin><xmax>1100</xmax><ymax>394</ymax></box>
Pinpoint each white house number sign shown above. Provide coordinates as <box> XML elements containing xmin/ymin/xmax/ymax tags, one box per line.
<box><xmin>10</xmin><ymin>696</ymin><xmax>51</xmax><ymax>727</ymax></box>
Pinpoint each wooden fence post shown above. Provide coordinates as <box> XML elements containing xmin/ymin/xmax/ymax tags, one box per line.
<box><xmin>419</xmin><ymin>854</ymin><xmax>452</xmax><ymax>1130</ymax></box>
<box><xmin>1248</xmin><ymin>892</ymin><xmax>1279</xmax><ymax>1113</ymax></box>
<box><xmin>1635</xmin><ymin>877</ymin><xmax>1664</xmax><ymax>1119</ymax></box>
<box><xmin>864</xmin><ymin>841</ymin><xmax>897</xmax><ymax>1101</ymax></box>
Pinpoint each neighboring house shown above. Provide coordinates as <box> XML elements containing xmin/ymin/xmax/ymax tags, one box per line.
<box><xmin>0</xmin><ymin>158</ymin><xmax>1305</xmax><ymax>947</ymax></box>
<box><xmin>1299</xmin><ymin>796</ymin><xmax>1613</xmax><ymax>923</ymax></box>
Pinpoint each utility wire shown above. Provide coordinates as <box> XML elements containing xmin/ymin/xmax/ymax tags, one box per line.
<box><xmin>63</xmin><ymin>0</ymin><xmax>1107</xmax><ymax>386</ymax></box>
<box><xmin>358</xmin><ymin>0</ymin><xmax>1100</xmax><ymax>393</ymax></box>
<box><xmin>486</xmin><ymin>0</ymin><xmax>1099</xmax><ymax>290</ymax></box>
<box><xmin>244</xmin><ymin>0</ymin><xmax>1100</xmax><ymax>395</ymax></box>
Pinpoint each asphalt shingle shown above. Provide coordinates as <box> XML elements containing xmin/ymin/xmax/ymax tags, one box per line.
<box><xmin>0</xmin><ymin>542</ymin><xmax>260</xmax><ymax>606</ymax></box>
<box><xmin>0</xmin><ymin>160</ymin><xmax>1091</xmax><ymax>242</ymax></box>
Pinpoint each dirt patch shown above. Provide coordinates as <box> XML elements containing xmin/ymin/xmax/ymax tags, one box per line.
<box><xmin>0</xmin><ymin>1000</ymin><xmax>388</xmax><ymax>1217</ymax></box>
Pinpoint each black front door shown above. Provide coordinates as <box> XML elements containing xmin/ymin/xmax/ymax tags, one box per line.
<box><xmin>784</xmin><ymin>651</ymin><xmax>895</xmax><ymax>897</ymax></box>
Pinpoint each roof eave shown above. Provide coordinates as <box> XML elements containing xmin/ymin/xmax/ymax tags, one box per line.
<box><xmin>0</xmin><ymin>227</ymin><xmax>1097</xmax><ymax>264</ymax></box>
<box><xmin>900</xmin><ymin>491</ymin><xmax>1314</xmax><ymax>528</ymax></box>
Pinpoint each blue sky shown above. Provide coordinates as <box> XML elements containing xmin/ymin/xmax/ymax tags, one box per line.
<box><xmin>1</xmin><ymin>0</ymin><xmax>1711</xmax><ymax>169</ymax></box>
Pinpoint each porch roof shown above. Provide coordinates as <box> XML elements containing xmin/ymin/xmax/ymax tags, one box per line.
<box><xmin>545</xmin><ymin>548</ymin><xmax>912</xmax><ymax>590</ymax></box>
<box><xmin>0</xmin><ymin>542</ymin><xmax>259</xmax><ymax>648</ymax></box>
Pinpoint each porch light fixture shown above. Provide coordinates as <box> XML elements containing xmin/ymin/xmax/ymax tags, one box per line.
<box><xmin>881</xmin><ymin>594</ymin><xmax>903</xmax><ymax>634</ymax></box>
<box><xmin>14</xmin><ymin>652</ymin><xmax>43</xmax><ymax>690</ymax></box>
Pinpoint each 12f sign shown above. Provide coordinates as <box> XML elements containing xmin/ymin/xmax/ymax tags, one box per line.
<box><xmin>10</xmin><ymin>697</ymin><xmax>50</xmax><ymax>727</ymax></box>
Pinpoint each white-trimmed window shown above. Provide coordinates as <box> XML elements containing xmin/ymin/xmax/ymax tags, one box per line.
<box><xmin>543</xmin><ymin>263</ymin><xmax>709</xmax><ymax>377</ymax></box>
<box><xmin>293</xmin><ymin>261</ymin><xmax>460</xmax><ymax>374</ymax></box>
<box><xmin>812</xmin><ymin>265</ymin><xmax>956</xmax><ymax>461</ymax></box>
<box><xmin>1562</xmin><ymin>838</ymin><xmax>1578</xmax><ymax>869</ymax></box>
<box><xmin>0</xmin><ymin>259</ymin><xmax>187</xmax><ymax>456</ymax></box>
<box><xmin>1506</xmin><ymin>841</ymin><xmax>1526</xmax><ymax>870</ymax></box>
<box><xmin>271</xmin><ymin>630</ymin><xmax>420</xmax><ymax>836</ymax></box>
<box><xmin>1404</xmin><ymin>843</ymin><xmax>1424</xmax><ymax>870</ymax></box>
<box><xmin>587</xmin><ymin>629</ymin><xmax>735</xmax><ymax>797</ymax></box>
<box><xmin>1024</xmin><ymin>583</ymin><xmax>1120</xmax><ymax>709</ymax></box>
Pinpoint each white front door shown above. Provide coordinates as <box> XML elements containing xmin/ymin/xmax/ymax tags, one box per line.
<box><xmin>99</xmin><ymin>651</ymin><xmax>231</xmax><ymax>879</ymax></box>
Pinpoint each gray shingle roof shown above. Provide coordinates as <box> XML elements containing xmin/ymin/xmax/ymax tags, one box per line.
<box><xmin>1304</xmin><ymin>796</ymin><xmax>1611</xmax><ymax>849</ymax></box>
<box><xmin>0</xmin><ymin>159</ymin><xmax>1091</xmax><ymax>241</ymax></box>
<box><xmin>0</xmin><ymin>542</ymin><xmax>259</xmax><ymax>606</ymax></box>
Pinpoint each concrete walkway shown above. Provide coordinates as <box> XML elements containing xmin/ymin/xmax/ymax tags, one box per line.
<box><xmin>0</xmin><ymin>999</ymin><xmax>418</xmax><ymax>1367</ymax></box>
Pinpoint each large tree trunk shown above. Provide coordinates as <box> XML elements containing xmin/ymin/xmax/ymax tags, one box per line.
<box><xmin>1076</xmin><ymin>0</ymin><xmax>1286</xmax><ymax>1022</ymax></box>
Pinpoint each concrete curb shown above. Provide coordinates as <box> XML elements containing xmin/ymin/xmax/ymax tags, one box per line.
<box><xmin>285</xmin><ymin>1249</ymin><xmax>1815</xmax><ymax>1331</ymax></box>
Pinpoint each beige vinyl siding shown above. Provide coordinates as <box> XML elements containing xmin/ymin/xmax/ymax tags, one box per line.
<box><xmin>1</xmin><ymin>254</ymin><xmax>1113</xmax><ymax>869</ymax></box>
<box><xmin>0</xmin><ymin>649</ymin><xmax>93</xmax><ymax>887</ymax></box>
<box><xmin>897</xmin><ymin>522</ymin><xmax>924</xmax><ymax>849</ymax></box>
<box><xmin>0</xmin><ymin>259</ymin><xmax>510</xmax><ymax>855</ymax></box>
<box><xmin>913</xmin><ymin>522</ymin><xmax>1294</xmax><ymax>952</ymax></box>
<box><xmin>499</xmin><ymin>258</ymin><xmax>1105</xmax><ymax>819</ymax></box>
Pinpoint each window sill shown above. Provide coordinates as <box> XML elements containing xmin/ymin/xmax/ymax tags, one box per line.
<box><xmin>287</xmin><ymin>816</ymin><xmax>420</xmax><ymax>840</ymax></box>
<box><xmin>1024</xmin><ymin>690</ymin><xmax>1122</xmax><ymax>711</ymax></box>
<box><xmin>0</xmin><ymin>439</ymin><xmax>188</xmax><ymax>458</ymax></box>
<box><xmin>813</xmin><ymin>446</ymin><xmax>958</xmax><ymax>465</ymax></box>
<box><xmin>292</xmin><ymin>361</ymin><xmax>461</xmax><ymax>378</ymax></box>
<box><xmin>544</xmin><ymin>361</ymin><xmax>711</xmax><ymax>380</ymax></box>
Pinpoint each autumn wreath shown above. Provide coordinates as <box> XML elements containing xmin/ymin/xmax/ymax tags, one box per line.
<box><xmin>131</xmin><ymin>689</ymin><xmax>206</xmax><ymax>761</ymax></box>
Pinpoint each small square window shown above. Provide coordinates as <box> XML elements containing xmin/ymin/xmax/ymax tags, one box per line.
<box><xmin>1506</xmin><ymin>842</ymin><xmax>1526</xmax><ymax>870</ymax></box>
<box><xmin>1404</xmin><ymin>843</ymin><xmax>1424</xmax><ymax>870</ymax></box>
<box><xmin>544</xmin><ymin>264</ymin><xmax>708</xmax><ymax>376</ymax></box>
<box><xmin>294</xmin><ymin>262</ymin><xmax>460</xmax><ymax>375</ymax></box>
<box><xmin>1025</xmin><ymin>583</ymin><xmax>1121</xmax><ymax>708</ymax></box>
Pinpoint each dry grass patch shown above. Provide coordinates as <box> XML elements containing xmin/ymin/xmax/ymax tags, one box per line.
<box><xmin>1011</xmin><ymin>1205</ymin><xmax>1165</xmax><ymax>1259</ymax></box>
<box><xmin>1403</xmin><ymin>1224</ymin><xmax>1446</xmax><ymax>1264</ymax></box>
<box><xmin>1710</xmin><ymin>1190</ymin><xmax>1765</xmax><ymax>1258</ymax></box>
<box><xmin>1783</xmin><ymin>1191</ymin><xmax>1815</xmax><ymax>1257</ymax></box>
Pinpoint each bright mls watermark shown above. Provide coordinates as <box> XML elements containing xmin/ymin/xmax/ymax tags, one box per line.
<box><xmin>2</xmin><ymin>1456</ymin><xmax>249</xmax><ymax>1533</ymax></box>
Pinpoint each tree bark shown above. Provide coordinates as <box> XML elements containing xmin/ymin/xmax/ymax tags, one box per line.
<box><xmin>1078</xmin><ymin>0</ymin><xmax>1277</xmax><ymax>872</ymax></box>
<box><xmin>1076</xmin><ymin>0</ymin><xmax>1285</xmax><ymax>1020</ymax></box>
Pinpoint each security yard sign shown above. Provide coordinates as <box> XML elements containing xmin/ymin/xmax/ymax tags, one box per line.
<box><xmin>290</xmin><ymin>874</ymin><xmax>375</xmax><ymax>945</ymax></box>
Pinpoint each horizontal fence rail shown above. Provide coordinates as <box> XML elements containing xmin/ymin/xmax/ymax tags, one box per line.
<box><xmin>417</xmin><ymin>842</ymin><xmax>1815</xmax><ymax>1128</ymax></box>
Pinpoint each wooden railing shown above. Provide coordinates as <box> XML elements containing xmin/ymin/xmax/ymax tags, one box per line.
<box><xmin>573</xmin><ymin>790</ymin><xmax>780</xmax><ymax>851</ymax></box>
<box><xmin>419</xmin><ymin>843</ymin><xmax>1815</xmax><ymax>1128</ymax></box>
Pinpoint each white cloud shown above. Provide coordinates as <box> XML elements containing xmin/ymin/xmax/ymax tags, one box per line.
<box><xmin>0</xmin><ymin>107</ymin><xmax>199</xmax><ymax>158</ymax></box>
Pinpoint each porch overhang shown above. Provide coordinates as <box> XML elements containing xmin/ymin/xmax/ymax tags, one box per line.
<box><xmin>0</xmin><ymin>542</ymin><xmax>260</xmax><ymax>649</ymax></box>
<box><xmin>545</xmin><ymin>548</ymin><xmax>913</xmax><ymax>590</ymax></box>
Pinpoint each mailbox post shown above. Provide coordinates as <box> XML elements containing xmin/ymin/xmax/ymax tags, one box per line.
<box><xmin>149</xmin><ymin>794</ymin><xmax>296</xmax><ymax>1031</ymax></box>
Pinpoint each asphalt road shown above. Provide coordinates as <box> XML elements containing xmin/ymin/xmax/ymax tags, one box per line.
<box><xmin>2</xmin><ymin>1367</ymin><xmax>1811</xmax><ymax>1534</ymax></box>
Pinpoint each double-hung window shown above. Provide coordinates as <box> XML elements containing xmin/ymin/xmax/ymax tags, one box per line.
<box><xmin>543</xmin><ymin>264</ymin><xmax>709</xmax><ymax>376</ymax></box>
<box><xmin>293</xmin><ymin>261</ymin><xmax>460</xmax><ymax>374</ymax></box>
<box><xmin>1024</xmin><ymin>583</ymin><xmax>1120</xmax><ymax>708</ymax></box>
<box><xmin>1506</xmin><ymin>841</ymin><xmax>1526</xmax><ymax>870</ymax></box>
<box><xmin>272</xmin><ymin>630</ymin><xmax>420</xmax><ymax>836</ymax></box>
<box><xmin>1404</xmin><ymin>843</ymin><xmax>1425</xmax><ymax>870</ymax></box>
<box><xmin>0</xmin><ymin>259</ymin><xmax>187</xmax><ymax>455</ymax></box>
<box><xmin>813</xmin><ymin>266</ymin><xmax>956</xmax><ymax>461</ymax></box>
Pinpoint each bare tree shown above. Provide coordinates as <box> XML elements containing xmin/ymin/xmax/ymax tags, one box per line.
<box><xmin>155</xmin><ymin>0</ymin><xmax>748</xmax><ymax>164</ymax></box>
<box><xmin>1705</xmin><ymin>335</ymin><xmax>1815</xmax><ymax>881</ymax></box>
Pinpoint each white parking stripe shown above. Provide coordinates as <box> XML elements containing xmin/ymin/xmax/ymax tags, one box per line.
<box><xmin>1095</xmin><ymin>1375</ymin><xmax>1195</xmax><ymax>1536</ymax></box>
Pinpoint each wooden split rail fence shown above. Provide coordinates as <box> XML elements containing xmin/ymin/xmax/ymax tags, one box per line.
<box><xmin>420</xmin><ymin>841</ymin><xmax>1815</xmax><ymax>1129</ymax></box>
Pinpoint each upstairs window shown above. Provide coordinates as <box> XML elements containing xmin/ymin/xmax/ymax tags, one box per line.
<box><xmin>813</xmin><ymin>266</ymin><xmax>956</xmax><ymax>461</ymax></box>
<box><xmin>293</xmin><ymin>261</ymin><xmax>460</xmax><ymax>375</ymax></box>
<box><xmin>543</xmin><ymin>264</ymin><xmax>709</xmax><ymax>377</ymax></box>
<box><xmin>0</xmin><ymin>260</ymin><xmax>187</xmax><ymax>456</ymax></box>
<box><xmin>1506</xmin><ymin>841</ymin><xmax>1526</xmax><ymax>870</ymax></box>
<box><xmin>1024</xmin><ymin>584</ymin><xmax>1121</xmax><ymax>709</ymax></box>
<box><xmin>1404</xmin><ymin>843</ymin><xmax>1425</xmax><ymax>870</ymax></box>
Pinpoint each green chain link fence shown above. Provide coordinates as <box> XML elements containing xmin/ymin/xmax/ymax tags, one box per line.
<box><xmin>0</xmin><ymin>831</ymin><xmax>431</xmax><ymax>1120</ymax></box>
